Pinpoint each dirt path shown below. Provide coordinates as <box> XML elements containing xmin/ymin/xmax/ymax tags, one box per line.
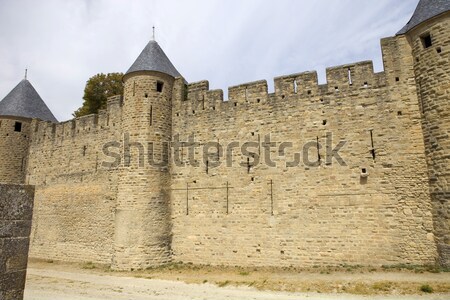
<box><xmin>24</xmin><ymin>261</ymin><xmax>450</xmax><ymax>300</ymax></box>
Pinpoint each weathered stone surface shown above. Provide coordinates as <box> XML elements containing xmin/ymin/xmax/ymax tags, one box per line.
<box><xmin>0</xmin><ymin>184</ymin><xmax>34</xmax><ymax>300</ymax></box>
<box><xmin>0</xmin><ymin>6</ymin><xmax>448</xmax><ymax>271</ymax></box>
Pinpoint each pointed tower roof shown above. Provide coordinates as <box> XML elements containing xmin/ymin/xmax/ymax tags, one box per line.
<box><xmin>125</xmin><ymin>40</ymin><xmax>182</xmax><ymax>78</ymax></box>
<box><xmin>0</xmin><ymin>79</ymin><xmax>58</xmax><ymax>122</ymax></box>
<box><xmin>397</xmin><ymin>0</ymin><xmax>450</xmax><ymax>35</ymax></box>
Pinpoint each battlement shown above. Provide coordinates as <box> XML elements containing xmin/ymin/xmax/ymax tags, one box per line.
<box><xmin>175</xmin><ymin>58</ymin><xmax>392</xmax><ymax>118</ymax></box>
<box><xmin>31</xmin><ymin>95</ymin><xmax>122</xmax><ymax>144</ymax></box>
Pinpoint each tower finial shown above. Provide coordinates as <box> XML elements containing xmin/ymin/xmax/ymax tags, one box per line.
<box><xmin>152</xmin><ymin>26</ymin><xmax>155</xmax><ymax>41</ymax></box>
<box><xmin>24</xmin><ymin>69</ymin><xmax>27</xmax><ymax>80</ymax></box>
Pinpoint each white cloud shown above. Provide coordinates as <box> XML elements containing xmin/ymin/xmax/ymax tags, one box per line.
<box><xmin>0</xmin><ymin>0</ymin><xmax>418</xmax><ymax>121</ymax></box>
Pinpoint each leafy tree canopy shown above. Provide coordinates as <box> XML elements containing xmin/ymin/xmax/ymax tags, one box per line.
<box><xmin>73</xmin><ymin>72</ymin><xmax>123</xmax><ymax>117</ymax></box>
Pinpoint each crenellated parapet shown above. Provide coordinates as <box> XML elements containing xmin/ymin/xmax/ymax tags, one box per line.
<box><xmin>30</xmin><ymin>95</ymin><xmax>123</xmax><ymax>145</ymax></box>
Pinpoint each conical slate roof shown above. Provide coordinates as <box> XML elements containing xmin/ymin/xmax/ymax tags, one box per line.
<box><xmin>0</xmin><ymin>79</ymin><xmax>58</xmax><ymax>122</ymax></box>
<box><xmin>397</xmin><ymin>0</ymin><xmax>450</xmax><ymax>35</ymax></box>
<box><xmin>126</xmin><ymin>40</ymin><xmax>182</xmax><ymax>78</ymax></box>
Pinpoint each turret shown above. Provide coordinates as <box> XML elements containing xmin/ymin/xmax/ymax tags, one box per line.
<box><xmin>398</xmin><ymin>0</ymin><xmax>450</xmax><ymax>266</ymax></box>
<box><xmin>0</xmin><ymin>76</ymin><xmax>57</xmax><ymax>184</ymax></box>
<box><xmin>112</xmin><ymin>39</ymin><xmax>182</xmax><ymax>270</ymax></box>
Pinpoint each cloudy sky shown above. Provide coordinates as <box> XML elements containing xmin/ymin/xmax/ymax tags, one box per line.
<box><xmin>0</xmin><ymin>0</ymin><xmax>419</xmax><ymax>121</ymax></box>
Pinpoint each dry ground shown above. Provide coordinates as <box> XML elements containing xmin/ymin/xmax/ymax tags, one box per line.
<box><xmin>24</xmin><ymin>259</ymin><xmax>450</xmax><ymax>300</ymax></box>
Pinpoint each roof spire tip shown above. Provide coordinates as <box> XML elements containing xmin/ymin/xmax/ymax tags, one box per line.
<box><xmin>24</xmin><ymin>68</ymin><xmax>27</xmax><ymax>80</ymax></box>
<box><xmin>152</xmin><ymin>25</ymin><xmax>155</xmax><ymax>41</ymax></box>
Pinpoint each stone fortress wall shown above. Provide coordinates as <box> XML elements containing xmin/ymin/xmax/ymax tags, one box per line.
<box><xmin>0</xmin><ymin>2</ymin><xmax>447</xmax><ymax>270</ymax></box>
<box><xmin>0</xmin><ymin>184</ymin><xmax>35</xmax><ymax>300</ymax></box>
<box><xmin>23</xmin><ymin>30</ymin><xmax>446</xmax><ymax>268</ymax></box>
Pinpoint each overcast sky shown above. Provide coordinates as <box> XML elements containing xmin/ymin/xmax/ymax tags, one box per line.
<box><xmin>0</xmin><ymin>0</ymin><xmax>419</xmax><ymax>121</ymax></box>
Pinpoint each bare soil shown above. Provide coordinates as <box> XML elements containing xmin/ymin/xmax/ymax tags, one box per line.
<box><xmin>24</xmin><ymin>259</ymin><xmax>450</xmax><ymax>300</ymax></box>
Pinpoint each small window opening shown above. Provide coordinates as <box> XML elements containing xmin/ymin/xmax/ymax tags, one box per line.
<box><xmin>150</xmin><ymin>105</ymin><xmax>153</xmax><ymax>126</ymax></box>
<box><xmin>395</xmin><ymin>77</ymin><xmax>400</xmax><ymax>82</ymax></box>
<box><xmin>369</xmin><ymin>130</ymin><xmax>376</xmax><ymax>161</ymax></box>
<box><xmin>206</xmin><ymin>160</ymin><xmax>209</xmax><ymax>174</ymax></box>
<box><xmin>176</xmin><ymin>112</ymin><xmax>179</xmax><ymax>117</ymax></box>
<box><xmin>361</xmin><ymin>168</ymin><xmax>367</xmax><ymax>174</ymax></box>
<box><xmin>256</xmin><ymin>98</ymin><xmax>260</xmax><ymax>103</ymax></box>
<box><xmin>397</xmin><ymin>111</ymin><xmax>402</xmax><ymax>116</ymax></box>
<box><xmin>307</xmin><ymin>90</ymin><xmax>312</xmax><ymax>95</ymax></box>
<box><xmin>437</xmin><ymin>47</ymin><xmax>442</xmax><ymax>54</ymax></box>
<box><xmin>281</xmin><ymin>95</ymin><xmax>285</xmax><ymax>99</ymax></box>
<box><xmin>212</xmin><ymin>106</ymin><xmax>216</xmax><ymax>110</ymax></box>
<box><xmin>251</xmin><ymin>177</ymin><xmax>254</xmax><ymax>182</ymax></box>
<box><xmin>82</xmin><ymin>146</ymin><xmax>87</xmax><ymax>156</ymax></box>
<box><xmin>364</xmin><ymin>82</ymin><xmax>368</xmax><ymax>88</ymax></box>
<box><xmin>334</xmin><ymin>86</ymin><xmax>339</xmax><ymax>92</ymax></box>
<box><xmin>322</xmin><ymin>120</ymin><xmax>327</xmax><ymax>125</ymax></box>
<box><xmin>193</xmin><ymin>180</ymin><xmax>197</xmax><ymax>184</ymax></box>
<box><xmin>234</xmin><ymin>102</ymin><xmax>237</xmax><ymax>107</ymax></box>
<box><xmin>144</xmin><ymin>93</ymin><xmax>148</xmax><ymax>98</ymax></box>
<box><xmin>192</xmin><ymin>110</ymin><xmax>195</xmax><ymax>114</ymax></box>
<box><xmin>421</xmin><ymin>34</ymin><xmax>432</xmax><ymax>49</ymax></box>
<box><xmin>320</xmin><ymin>98</ymin><xmax>324</xmax><ymax>102</ymax></box>
<box><xmin>251</xmin><ymin>132</ymin><xmax>255</xmax><ymax>136</ymax></box>
<box><xmin>293</xmin><ymin>79</ymin><xmax>298</xmax><ymax>94</ymax></box>
<box><xmin>416</xmin><ymin>57</ymin><xmax>420</xmax><ymax>62</ymax></box>
<box><xmin>14</xmin><ymin>122</ymin><xmax>22</xmax><ymax>132</ymax></box>
<box><xmin>316</xmin><ymin>136</ymin><xmax>321</xmax><ymax>164</ymax></box>
<box><xmin>133</xmin><ymin>81</ymin><xmax>136</xmax><ymax>96</ymax></box>
<box><xmin>156</xmin><ymin>81</ymin><xmax>164</xmax><ymax>92</ymax></box>
<box><xmin>348</xmin><ymin>68</ymin><xmax>353</xmax><ymax>86</ymax></box>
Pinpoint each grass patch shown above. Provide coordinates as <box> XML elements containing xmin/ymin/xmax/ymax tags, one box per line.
<box><xmin>217</xmin><ymin>280</ymin><xmax>230</xmax><ymax>287</ymax></box>
<box><xmin>82</xmin><ymin>261</ymin><xmax>96</xmax><ymax>269</ymax></box>
<box><xmin>372</xmin><ymin>281</ymin><xmax>393</xmax><ymax>292</ymax></box>
<box><xmin>420</xmin><ymin>284</ymin><xmax>433</xmax><ymax>293</ymax></box>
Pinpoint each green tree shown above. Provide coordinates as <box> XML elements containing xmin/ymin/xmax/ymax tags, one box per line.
<box><xmin>73</xmin><ymin>72</ymin><xmax>124</xmax><ymax>117</ymax></box>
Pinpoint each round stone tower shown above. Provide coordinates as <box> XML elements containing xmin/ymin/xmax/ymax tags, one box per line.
<box><xmin>0</xmin><ymin>77</ymin><xmax>57</xmax><ymax>184</ymax></box>
<box><xmin>112</xmin><ymin>40</ymin><xmax>182</xmax><ymax>270</ymax></box>
<box><xmin>398</xmin><ymin>0</ymin><xmax>450</xmax><ymax>266</ymax></box>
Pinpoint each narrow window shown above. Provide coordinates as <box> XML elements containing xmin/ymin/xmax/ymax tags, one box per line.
<box><xmin>421</xmin><ymin>34</ymin><xmax>432</xmax><ymax>49</ymax></box>
<box><xmin>322</xmin><ymin>120</ymin><xmax>327</xmax><ymax>125</ymax></box>
<box><xmin>14</xmin><ymin>122</ymin><xmax>22</xmax><ymax>132</ymax></box>
<box><xmin>202</xmin><ymin>95</ymin><xmax>205</xmax><ymax>110</ymax></box>
<box><xmin>293</xmin><ymin>79</ymin><xmax>298</xmax><ymax>94</ymax></box>
<box><xmin>316</xmin><ymin>136</ymin><xmax>321</xmax><ymax>164</ymax></box>
<box><xmin>395</xmin><ymin>77</ymin><xmax>400</xmax><ymax>82</ymax></box>
<box><xmin>144</xmin><ymin>93</ymin><xmax>148</xmax><ymax>98</ymax></box>
<box><xmin>348</xmin><ymin>68</ymin><xmax>353</xmax><ymax>86</ymax></box>
<box><xmin>82</xmin><ymin>146</ymin><xmax>87</xmax><ymax>156</ymax></box>
<box><xmin>247</xmin><ymin>157</ymin><xmax>251</xmax><ymax>173</ymax></box>
<box><xmin>436</xmin><ymin>47</ymin><xmax>442</xmax><ymax>54</ymax></box>
<box><xmin>156</xmin><ymin>81</ymin><xmax>164</xmax><ymax>92</ymax></box>
<box><xmin>150</xmin><ymin>105</ymin><xmax>153</xmax><ymax>126</ymax></box>
<box><xmin>257</xmin><ymin>98</ymin><xmax>260</xmax><ymax>103</ymax></box>
<box><xmin>234</xmin><ymin>102</ymin><xmax>237</xmax><ymax>107</ymax></box>
<box><xmin>133</xmin><ymin>81</ymin><xmax>136</xmax><ymax>96</ymax></box>
<box><xmin>245</xmin><ymin>87</ymin><xmax>249</xmax><ymax>101</ymax></box>
<box><xmin>206</xmin><ymin>160</ymin><xmax>209</xmax><ymax>174</ymax></box>
<box><xmin>361</xmin><ymin>168</ymin><xmax>367</xmax><ymax>174</ymax></box>
<box><xmin>369</xmin><ymin>130</ymin><xmax>375</xmax><ymax>160</ymax></box>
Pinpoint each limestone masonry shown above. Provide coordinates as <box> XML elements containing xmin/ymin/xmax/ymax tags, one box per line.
<box><xmin>0</xmin><ymin>184</ymin><xmax>35</xmax><ymax>300</ymax></box>
<box><xmin>0</xmin><ymin>0</ymin><xmax>449</xmax><ymax>270</ymax></box>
